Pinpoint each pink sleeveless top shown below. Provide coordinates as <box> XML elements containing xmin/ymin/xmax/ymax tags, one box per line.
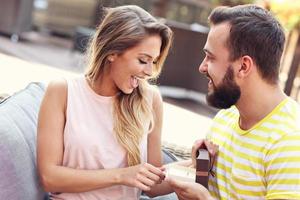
<box><xmin>51</xmin><ymin>77</ymin><xmax>149</xmax><ymax>200</ymax></box>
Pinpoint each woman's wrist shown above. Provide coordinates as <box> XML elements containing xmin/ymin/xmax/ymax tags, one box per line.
<box><xmin>112</xmin><ymin>168</ymin><xmax>124</xmax><ymax>185</ymax></box>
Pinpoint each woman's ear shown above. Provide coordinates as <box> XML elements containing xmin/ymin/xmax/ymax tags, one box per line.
<box><xmin>237</xmin><ymin>55</ymin><xmax>253</xmax><ymax>79</ymax></box>
<box><xmin>107</xmin><ymin>54</ymin><xmax>117</xmax><ymax>62</ymax></box>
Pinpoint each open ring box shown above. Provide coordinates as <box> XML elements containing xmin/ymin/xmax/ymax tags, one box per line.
<box><xmin>165</xmin><ymin>148</ymin><xmax>210</xmax><ymax>188</ymax></box>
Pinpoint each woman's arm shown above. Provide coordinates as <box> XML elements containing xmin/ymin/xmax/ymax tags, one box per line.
<box><xmin>144</xmin><ymin>87</ymin><xmax>174</xmax><ymax>197</ymax></box>
<box><xmin>147</xmin><ymin>86</ymin><xmax>164</xmax><ymax>167</ymax></box>
<box><xmin>37</xmin><ymin>80</ymin><xmax>120</xmax><ymax>192</ymax></box>
<box><xmin>37</xmin><ymin>80</ymin><xmax>164</xmax><ymax>193</ymax></box>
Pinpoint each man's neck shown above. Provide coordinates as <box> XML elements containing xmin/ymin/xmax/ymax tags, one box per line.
<box><xmin>235</xmin><ymin>83</ymin><xmax>287</xmax><ymax>130</ymax></box>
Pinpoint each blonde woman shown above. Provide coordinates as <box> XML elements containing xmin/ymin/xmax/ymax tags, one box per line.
<box><xmin>37</xmin><ymin>5</ymin><xmax>173</xmax><ymax>200</ymax></box>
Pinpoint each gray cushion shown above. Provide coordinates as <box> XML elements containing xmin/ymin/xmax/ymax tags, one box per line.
<box><xmin>0</xmin><ymin>82</ymin><xmax>47</xmax><ymax>200</ymax></box>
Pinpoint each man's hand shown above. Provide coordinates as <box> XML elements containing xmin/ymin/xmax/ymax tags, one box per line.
<box><xmin>191</xmin><ymin>139</ymin><xmax>218</xmax><ymax>170</ymax></box>
<box><xmin>166</xmin><ymin>177</ymin><xmax>213</xmax><ymax>200</ymax></box>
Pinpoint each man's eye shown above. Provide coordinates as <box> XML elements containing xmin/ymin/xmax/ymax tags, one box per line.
<box><xmin>139</xmin><ymin>59</ymin><xmax>147</xmax><ymax>64</ymax></box>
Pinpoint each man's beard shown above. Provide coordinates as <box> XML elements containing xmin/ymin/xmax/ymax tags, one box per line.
<box><xmin>206</xmin><ymin>66</ymin><xmax>241</xmax><ymax>109</ymax></box>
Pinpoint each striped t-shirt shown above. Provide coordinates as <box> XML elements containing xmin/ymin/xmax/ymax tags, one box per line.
<box><xmin>207</xmin><ymin>97</ymin><xmax>300</xmax><ymax>199</ymax></box>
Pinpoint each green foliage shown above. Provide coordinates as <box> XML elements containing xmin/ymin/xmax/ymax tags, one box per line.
<box><xmin>270</xmin><ymin>0</ymin><xmax>300</xmax><ymax>30</ymax></box>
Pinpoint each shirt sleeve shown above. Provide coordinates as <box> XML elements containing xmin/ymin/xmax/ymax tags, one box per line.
<box><xmin>264</xmin><ymin>131</ymin><xmax>300</xmax><ymax>200</ymax></box>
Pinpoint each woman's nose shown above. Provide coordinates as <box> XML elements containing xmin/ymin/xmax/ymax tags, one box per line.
<box><xmin>144</xmin><ymin>63</ymin><xmax>153</xmax><ymax>77</ymax></box>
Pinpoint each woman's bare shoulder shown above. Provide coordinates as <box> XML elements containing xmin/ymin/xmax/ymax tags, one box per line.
<box><xmin>147</xmin><ymin>84</ymin><xmax>163</xmax><ymax>108</ymax></box>
<box><xmin>43</xmin><ymin>79</ymin><xmax>68</xmax><ymax>109</ymax></box>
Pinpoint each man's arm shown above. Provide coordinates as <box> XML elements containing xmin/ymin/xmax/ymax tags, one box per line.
<box><xmin>166</xmin><ymin>177</ymin><xmax>214</xmax><ymax>200</ymax></box>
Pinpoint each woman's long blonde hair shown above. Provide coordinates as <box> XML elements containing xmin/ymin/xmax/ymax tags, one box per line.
<box><xmin>85</xmin><ymin>5</ymin><xmax>173</xmax><ymax>166</ymax></box>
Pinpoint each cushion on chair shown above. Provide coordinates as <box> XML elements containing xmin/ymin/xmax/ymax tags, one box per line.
<box><xmin>0</xmin><ymin>82</ymin><xmax>47</xmax><ymax>200</ymax></box>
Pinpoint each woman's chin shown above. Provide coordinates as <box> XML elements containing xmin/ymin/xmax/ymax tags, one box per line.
<box><xmin>121</xmin><ymin>88</ymin><xmax>134</xmax><ymax>95</ymax></box>
<box><xmin>120</xmin><ymin>84</ymin><xmax>139</xmax><ymax>94</ymax></box>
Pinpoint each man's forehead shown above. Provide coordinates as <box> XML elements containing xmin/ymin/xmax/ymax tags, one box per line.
<box><xmin>207</xmin><ymin>22</ymin><xmax>230</xmax><ymax>50</ymax></box>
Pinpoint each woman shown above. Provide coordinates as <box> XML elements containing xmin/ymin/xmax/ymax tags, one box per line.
<box><xmin>37</xmin><ymin>5</ymin><xmax>173</xmax><ymax>200</ymax></box>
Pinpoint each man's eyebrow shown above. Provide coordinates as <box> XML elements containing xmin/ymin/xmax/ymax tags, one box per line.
<box><xmin>203</xmin><ymin>48</ymin><xmax>214</xmax><ymax>56</ymax></box>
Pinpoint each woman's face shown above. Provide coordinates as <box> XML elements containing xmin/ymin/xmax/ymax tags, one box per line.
<box><xmin>108</xmin><ymin>35</ymin><xmax>162</xmax><ymax>94</ymax></box>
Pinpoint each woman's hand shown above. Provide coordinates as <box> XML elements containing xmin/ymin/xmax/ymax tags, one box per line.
<box><xmin>120</xmin><ymin>163</ymin><xmax>165</xmax><ymax>191</ymax></box>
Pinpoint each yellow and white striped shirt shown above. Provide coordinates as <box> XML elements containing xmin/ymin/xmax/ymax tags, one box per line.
<box><xmin>207</xmin><ymin>98</ymin><xmax>300</xmax><ymax>199</ymax></box>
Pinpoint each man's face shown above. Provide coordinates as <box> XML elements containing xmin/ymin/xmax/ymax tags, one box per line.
<box><xmin>199</xmin><ymin>23</ymin><xmax>241</xmax><ymax>109</ymax></box>
<box><xmin>206</xmin><ymin>66</ymin><xmax>241</xmax><ymax>109</ymax></box>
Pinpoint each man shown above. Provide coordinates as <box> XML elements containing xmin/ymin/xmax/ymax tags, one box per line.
<box><xmin>166</xmin><ymin>4</ymin><xmax>300</xmax><ymax>200</ymax></box>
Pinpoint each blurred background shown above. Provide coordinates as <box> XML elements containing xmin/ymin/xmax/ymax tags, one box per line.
<box><xmin>0</xmin><ymin>0</ymin><xmax>299</xmax><ymax>103</ymax></box>
<box><xmin>0</xmin><ymin>0</ymin><xmax>299</xmax><ymax>154</ymax></box>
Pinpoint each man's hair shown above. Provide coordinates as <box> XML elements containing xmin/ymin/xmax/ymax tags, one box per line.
<box><xmin>209</xmin><ymin>5</ymin><xmax>285</xmax><ymax>84</ymax></box>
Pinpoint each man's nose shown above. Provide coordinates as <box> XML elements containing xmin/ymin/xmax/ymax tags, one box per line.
<box><xmin>199</xmin><ymin>60</ymin><xmax>207</xmax><ymax>74</ymax></box>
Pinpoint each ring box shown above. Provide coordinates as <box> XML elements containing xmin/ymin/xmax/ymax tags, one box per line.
<box><xmin>165</xmin><ymin>149</ymin><xmax>210</xmax><ymax>188</ymax></box>
<box><xmin>195</xmin><ymin>149</ymin><xmax>210</xmax><ymax>188</ymax></box>
<box><xmin>165</xmin><ymin>164</ymin><xmax>196</xmax><ymax>182</ymax></box>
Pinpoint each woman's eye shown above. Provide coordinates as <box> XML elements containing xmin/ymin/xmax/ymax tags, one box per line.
<box><xmin>139</xmin><ymin>59</ymin><xmax>147</xmax><ymax>64</ymax></box>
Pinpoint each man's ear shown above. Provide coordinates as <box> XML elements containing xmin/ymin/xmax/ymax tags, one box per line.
<box><xmin>237</xmin><ymin>55</ymin><xmax>253</xmax><ymax>79</ymax></box>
